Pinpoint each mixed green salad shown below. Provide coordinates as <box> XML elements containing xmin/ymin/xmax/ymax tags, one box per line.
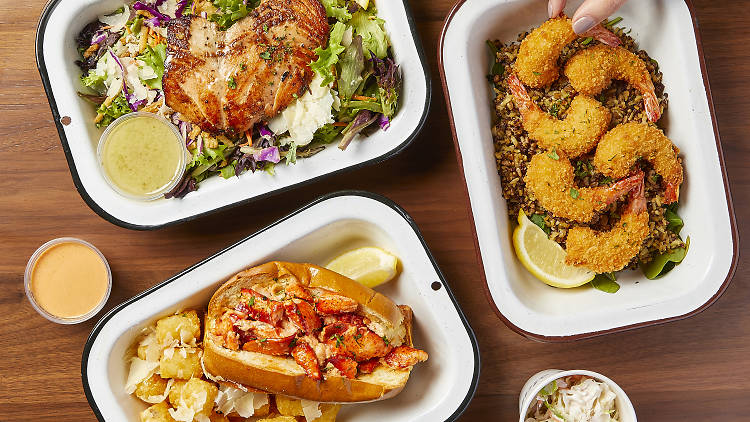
<box><xmin>75</xmin><ymin>0</ymin><xmax>401</xmax><ymax>198</ymax></box>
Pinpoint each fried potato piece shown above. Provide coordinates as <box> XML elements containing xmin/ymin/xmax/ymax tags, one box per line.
<box><xmin>140</xmin><ymin>402</ymin><xmax>177</xmax><ymax>422</ymax></box>
<box><xmin>135</xmin><ymin>374</ymin><xmax>169</xmax><ymax>403</ymax></box>
<box><xmin>156</xmin><ymin>310</ymin><xmax>201</xmax><ymax>344</ymax></box>
<box><xmin>159</xmin><ymin>347</ymin><xmax>202</xmax><ymax>379</ymax></box>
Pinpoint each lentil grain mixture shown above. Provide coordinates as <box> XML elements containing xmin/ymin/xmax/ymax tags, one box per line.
<box><xmin>489</xmin><ymin>25</ymin><xmax>685</xmax><ymax>268</ymax></box>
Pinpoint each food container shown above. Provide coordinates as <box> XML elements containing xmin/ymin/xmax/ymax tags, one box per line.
<box><xmin>82</xmin><ymin>191</ymin><xmax>479</xmax><ymax>421</ymax></box>
<box><xmin>97</xmin><ymin>112</ymin><xmax>187</xmax><ymax>201</ymax></box>
<box><xmin>35</xmin><ymin>0</ymin><xmax>430</xmax><ymax>230</ymax></box>
<box><xmin>438</xmin><ymin>0</ymin><xmax>738</xmax><ymax>340</ymax></box>
<box><xmin>25</xmin><ymin>237</ymin><xmax>112</xmax><ymax>324</ymax></box>
<box><xmin>519</xmin><ymin>369</ymin><xmax>637</xmax><ymax>422</ymax></box>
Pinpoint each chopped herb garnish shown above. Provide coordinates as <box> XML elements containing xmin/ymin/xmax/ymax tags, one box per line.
<box><xmin>382</xmin><ymin>335</ymin><xmax>390</xmax><ymax>346</ymax></box>
<box><xmin>569</xmin><ymin>187</ymin><xmax>580</xmax><ymax>199</ymax></box>
<box><xmin>260</xmin><ymin>51</ymin><xmax>271</xmax><ymax>60</ymax></box>
<box><xmin>240</xmin><ymin>62</ymin><xmax>247</xmax><ymax>71</ymax></box>
<box><xmin>248</xmin><ymin>296</ymin><xmax>255</xmax><ymax>306</ymax></box>
<box><xmin>605</xmin><ymin>16</ymin><xmax>623</xmax><ymax>27</ymax></box>
<box><xmin>530</xmin><ymin>214</ymin><xmax>551</xmax><ymax>236</ymax></box>
<box><xmin>547</xmin><ymin>149</ymin><xmax>559</xmax><ymax>160</ymax></box>
<box><xmin>581</xmin><ymin>36</ymin><xmax>593</xmax><ymax>45</ymax></box>
<box><xmin>227</xmin><ymin>76</ymin><xmax>237</xmax><ymax>89</ymax></box>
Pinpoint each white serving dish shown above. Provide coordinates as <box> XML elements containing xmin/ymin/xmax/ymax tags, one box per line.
<box><xmin>439</xmin><ymin>0</ymin><xmax>738</xmax><ymax>340</ymax></box>
<box><xmin>518</xmin><ymin>369</ymin><xmax>636</xmax><ymax>422</ymax></box>
<box><xmin>81</xmin><ymin>192</ymin><xmax>479</xmax><ymax>421</ymax></box>
<box><xmin>35</xmin><ymin>1</ymin><xmax>430</xmax><ymax>230</ymax></box>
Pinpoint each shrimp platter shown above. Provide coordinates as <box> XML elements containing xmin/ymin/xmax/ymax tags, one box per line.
<box><xmin>488</xmin><ymin>16</ymin><xmax>687</xmax><ymax>284</ymax></box>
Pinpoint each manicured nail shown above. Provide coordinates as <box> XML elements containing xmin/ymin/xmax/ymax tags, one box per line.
<box><xmin>548</xmin><ymin>2</ymin><xmax>556</xmax><ymax>18</ymax></box>
<box><xmin>572</xmin><ymin>16</ymin><xmax>596</xmax><ymax>34</ymax></box>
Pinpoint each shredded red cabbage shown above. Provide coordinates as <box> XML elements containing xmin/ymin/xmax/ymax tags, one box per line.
<box><xmin>253</xmin><ymin>146</ymin><xmax>281</xmax><ymax>163</ymax></box>
<box><xmin>133</xmin><ymin>2</ymin><xmax>170</xmax><ymax>26</ymax></box>
<box><xmin>378</xmin><ymin>114</ymin><xmax>390</xmax><ymax>131</ymax></box>
<box><xmin>175</xmin><ymin>0</ymin><xmax>189</xmax><ymax>17</ymax></box>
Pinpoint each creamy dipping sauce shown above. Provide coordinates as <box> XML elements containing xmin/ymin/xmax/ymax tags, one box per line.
<box><xmin>30</xmin><ymin>242</ymin><xmax>109</xmax><ymax>319</ymax></box>
<box><xmin>100</xmin><ymin>114</ymin><xmax>185</xmax><ymax>198</ymax></box>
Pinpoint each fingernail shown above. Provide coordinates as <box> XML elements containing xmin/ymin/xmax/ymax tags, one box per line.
<box><xmin>548</xmin><ymin>2</ymin><xmax>556</xmax><ymax>18</ymax></box>
<box><xmin>572</xmin><ymin>16</ymin><xmax>596</xmax><ymax>34</ymax></box>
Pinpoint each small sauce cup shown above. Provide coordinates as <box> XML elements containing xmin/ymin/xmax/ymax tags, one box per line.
<box><xmin>97</xmin><ymin>112</ymin><xmax>187</xmax><ymax>201</ymax></box>
<box><xmin>24</xmin><ymin>238</ymin><xmax>112</xmax><ymax>324</ymax></box>
<box><xmin>519</xmin><ymin>369</ymin><xmax>637</xmax><ymax>422</ymax></box>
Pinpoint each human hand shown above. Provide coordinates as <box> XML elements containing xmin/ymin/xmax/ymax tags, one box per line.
<box><xmin>548</xmin><ymin>0</ymin><xmax>628</xmax><ymax>34</ymax></box>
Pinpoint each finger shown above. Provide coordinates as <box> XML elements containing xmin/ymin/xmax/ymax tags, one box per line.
<box><xmin>571</xmin><ymin>0</ymin><xmax>628</xmax><ymax>34</ymax></box>
<box><xmin>548</xmin><ymin>0</ymin><xmax>566</xmax><ymax>18</ymax></box>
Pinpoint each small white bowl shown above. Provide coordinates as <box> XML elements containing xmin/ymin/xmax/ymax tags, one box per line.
<box><xmin>519</xmin><ymin>369</ymin><xmax>637</xmax><ymax>422</ymax></box>
<box><xmin>24</xmin><ymin>237</ymin><xmax>112</xmax><ymax>324</ymax></box>
<box><xmin>81</xmin><ymin>192</ymin><xmax>479</xmax><ymax>421</ymax></box>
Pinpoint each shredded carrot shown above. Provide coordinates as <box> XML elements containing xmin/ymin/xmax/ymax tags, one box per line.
<box><xmin>352</xmin><ymin>95</ymin><xmax>377</xmax><ymax>102</ymax></box>
<box><xmin>332</xmin><ymin>122</ymin><xmax>348</xmax><ymax>127</ymax></box>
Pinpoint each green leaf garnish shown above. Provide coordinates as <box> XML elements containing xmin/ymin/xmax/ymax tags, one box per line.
<box><xmin>310</xmin><ymin>21</ymin><xmax>347</xmax><ymax>86</ymax></box>
<box><xmin>642</xmin><ymin>237</ymin><xmax>690</xmax><ymax>279</ymax></box>
<box><xmin>664</xmin><ymin>203</ymin><xmax>684</xmax><ymax>234</ymax></box>
<box><xmin>591</xmin><ymin>273</ymin><xmax>620</xmax><ymax>293</ymax></box>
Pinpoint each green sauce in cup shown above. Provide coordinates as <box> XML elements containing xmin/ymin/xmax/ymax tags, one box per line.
<box><xmin>98</xmin><ymin>112</ymin><xmax>187</xmax><ymax>200</ymax></box>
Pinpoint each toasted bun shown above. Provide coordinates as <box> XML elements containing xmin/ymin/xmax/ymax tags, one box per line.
<box><xmin>202</xmin><ymin>261</ymin><xmax>417</xmax><ymax>402</ymax></box>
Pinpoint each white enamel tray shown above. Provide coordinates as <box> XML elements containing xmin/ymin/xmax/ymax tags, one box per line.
<box><xmin>438</xmin><ymin>0</ymin><xmax>738</xmax><ymax>340</ymax></box>
<box><xmin>81</xmin><ymin>192</ymin><xmax>479</xmax><ymax>421</ymax></box>
<box><xmin>35</xmin><ymin>0</ymin><xmax>430</xmax><ymax>230</ymax></box>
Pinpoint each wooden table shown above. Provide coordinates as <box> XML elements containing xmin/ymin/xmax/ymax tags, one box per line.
<box><xmin>1</xmin><ymin>0</ymin><xmax>748</xmax><ymax>420</ymax></box>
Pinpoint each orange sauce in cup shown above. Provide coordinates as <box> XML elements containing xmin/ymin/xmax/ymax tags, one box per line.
<box><xmin>29</xmin><ymin>241</ymin><xmax>109</xmax><ymax>319</ymax></box>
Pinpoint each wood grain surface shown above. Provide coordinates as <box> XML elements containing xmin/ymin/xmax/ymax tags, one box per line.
<box><xmin>0</xmin><ymin>0</ymin><xmax>748</xmax><ymax>420</ymax></box>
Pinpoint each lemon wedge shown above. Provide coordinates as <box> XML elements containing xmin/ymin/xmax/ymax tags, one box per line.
<box><xmin>325</xmin><ymin>246</ymin><xmax>399</xmax><ymax>288</ymax></box>
<box><xmin>513</xmin><ymin>211</ymin><xmax>595</xmax><ymax>288</ymax></box>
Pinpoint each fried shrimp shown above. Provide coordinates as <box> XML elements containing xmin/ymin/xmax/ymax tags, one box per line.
<box><xmin>507</xmin><ymin>72</ymin><xmax>611</xmax><ymax>158</ymax></box>
<box><xmin>514</xmin><ymin>16</ymin><xmax>622</xmax><ymax>88</ymax></box>
<box><xmin>565</xmin><ymin>178</ymin><xmax>649</xmax><ymax>273</ymax></box>
<box><xmin>564</xmin><ymin>44</ymin><xmax>662</xmax><ymax>122</ymax></box>
<box><xmin>593</xmin><ymin>122</ymin><xmax>683</xmax><ymax>203</ymax></box>
<box><xmin>524</xmin><ymin>153</ymin><xmax>645</xmax><ymax>223</ymax></box>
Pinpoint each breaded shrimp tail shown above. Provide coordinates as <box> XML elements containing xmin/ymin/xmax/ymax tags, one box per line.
<box><xmin>564</xmin><ymin>45</ymin><xmax>662</xmax><ymax>122</ymax></box>
<box><xmin>593</xmin><ymin>122</ymin><xmax>683</xmax><ymax>203</ymax></box>
<box><xmin>565</xmin><ymin>178</ymin><xmax>649</xmax><ymax>273</ymax></box>
<box><xmin>524</xmin><ymin>152</ymin><xmax>644</xmax><ymax>223</ymax></box>
<box><xmin>514</xmin><ymin>16</ymin><xmax>621</xmax><ymax>88</ymax></box>
<box><xmin>507</xmin><ymin>72</ymin><xmax>611</xmax><ymax>158</ymax></box>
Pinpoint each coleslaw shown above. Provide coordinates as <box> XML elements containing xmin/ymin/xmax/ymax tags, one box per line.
<box><xmin>525</xmin><ymin>375</ymin><xmax>620</xmax><ymax>422</ymax></box>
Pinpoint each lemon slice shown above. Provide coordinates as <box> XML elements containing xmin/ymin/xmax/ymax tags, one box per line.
<box><xmin>513</xmin><ymin>211</ymin><xmax>595</xmax><ymax>288</ymax></box>
<box><xmin>325</xmin><ymin>247</ymin><xmax>399</xmax><ymax>288</ymax></box>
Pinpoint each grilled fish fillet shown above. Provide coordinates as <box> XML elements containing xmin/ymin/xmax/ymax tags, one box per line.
<box><xmin>163</xmin><ymin>0</ymin><xmax>329</xmax><ymax>133</ymax></box>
